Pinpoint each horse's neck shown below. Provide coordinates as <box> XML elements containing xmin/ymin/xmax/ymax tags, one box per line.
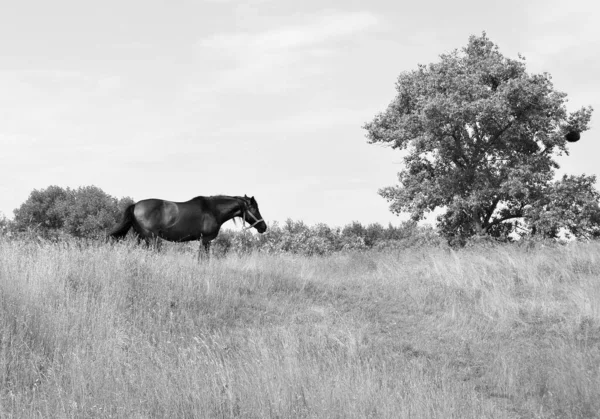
<box><xmin>213</xmin><ymin>197</ymin><xmax>242</xmax><ymax>225</ymax></box>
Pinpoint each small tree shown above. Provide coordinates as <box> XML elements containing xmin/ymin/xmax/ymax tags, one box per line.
<box><xmin>13</xmin><ymin>185</ymin><xmax>133</xmax><ymax>238</ymax></box>
<box><xmin>60</xmin><ymin>186</ymin><xmax>134</xmax><ymax>238</ymax></box>
<box><xmin>364</xmin><ymin>33</ymin><xmax>595</xmax><ymax>245</ymax></box>
<box><xmin>13</xmin><ymin>185</ymin><xmax>69</xmax><ymax>235</ymax></box>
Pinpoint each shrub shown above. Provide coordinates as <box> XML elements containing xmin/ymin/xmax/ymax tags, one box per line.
<box><xmin>12</xmin><ymin>186</ymin><xmax>133</xmax><ymax>239</ymax></box>
<box><xmin>213</xmin><ymin>219</ymin><xmax>441</xmax><ymax>256</ymax></box>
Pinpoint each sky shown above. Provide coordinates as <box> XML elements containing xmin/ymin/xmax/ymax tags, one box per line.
<box><xmin>1</xmin><ymin>0</ymin><xmax>599</xmax><ymax>227</ymax></box>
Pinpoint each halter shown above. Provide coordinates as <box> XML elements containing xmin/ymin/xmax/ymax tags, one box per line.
<box><xmin>241</xmin><ymin>206</ymin><xmax>264</xmax><ymax>231</ymax></box>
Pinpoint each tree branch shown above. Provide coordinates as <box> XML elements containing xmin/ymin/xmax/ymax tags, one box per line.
<box><xmin>483</xmin><ymin>120</ymin><xmax>513</xmax><ymax>153</ymax></box>
<box><xmin>488</xmin><ymin>202</ymin><xmax>526</xmax><ymax>227</ymax></box>
<box><xmin>483</xmin><ymin>197</ymin><xmax>500</xmax><ymax>228</ymax></box>
<box><xmin>451</xmin><ymin>132</ymin><xmax>470</xmax><ymax>167</ymax></box>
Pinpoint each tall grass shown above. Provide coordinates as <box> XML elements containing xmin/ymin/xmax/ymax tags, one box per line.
<box><xmin>1</xmin><ymin>238</ymin><xmax>599</xmax><ymax>418</ymax></box>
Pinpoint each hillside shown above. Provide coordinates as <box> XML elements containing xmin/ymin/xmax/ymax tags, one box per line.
<box><xmin>1</xmin><ymin>239</ymin><xmax>599</xmax><ymax>418</ymax></box>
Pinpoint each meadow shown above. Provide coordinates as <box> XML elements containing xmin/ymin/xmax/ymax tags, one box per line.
<box><xmin>1</xmin><ymin>238</ymin><xmax>599</xmax><ymax>418</ymax></box>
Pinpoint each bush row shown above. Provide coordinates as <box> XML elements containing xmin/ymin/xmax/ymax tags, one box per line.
<box><xmin>210</xmin><ymin>219</ymin><xmax>441</xmax><ymax>256</ymax></box>
<box><xmin>1</xmin><ymin>218</ymin><xmax>441</xmax><ymax>256</ymax></box>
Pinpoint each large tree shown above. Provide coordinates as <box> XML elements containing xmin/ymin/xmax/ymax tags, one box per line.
<box><xmin>364</xmin><ymin>33</ymin><xmax>596</xmax><ymax>245</ymax></box>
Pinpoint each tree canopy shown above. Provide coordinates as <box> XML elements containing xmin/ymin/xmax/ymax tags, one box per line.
<box><xmin>364</xmin><ymin>33</ymin><xmax>596</xmax><ymax>244</ymax></box>
<box><xmin>13</xmin><ymin>185</ymin><xmax>133</xmax><ymax>238</ymax></box>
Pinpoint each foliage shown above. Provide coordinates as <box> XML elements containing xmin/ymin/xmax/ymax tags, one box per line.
<box><xmin>526</xmin><ymin>174</ymin><xmax>600</xmax><ymax>239</ymax></box>
<box><xmin>12</xmin><ymin>185</ymin><xmax>69</xmax><ymax>233</ymax></box>
<box><xmin>12</xmin><ymin>185</ymin><xmax>134</xmax><ymax>238</ymax></box>
<box><xmin>211</xmin><ymin>219</ymin><xmax>441</xmax><ymax>256</ymax></box>
<box><xmin>0</xmin><ymin>213</ymin><xmax>8</xmax><ymax>236</ymax></box>
<box><xmin>364</xmin><ymin>33</ymin><xmax>596</xmax><ymax>245</ymax></box>
<box><xmin>59</xmin><ymin>186</ymin><xmax>134</xmax><ymax>238</ymax></box>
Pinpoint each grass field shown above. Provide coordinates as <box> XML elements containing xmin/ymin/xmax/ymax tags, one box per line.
<box><xmin>1</xmin><ymin>238</ymin><xmax>599</xmax><ymax>418</ymax></box>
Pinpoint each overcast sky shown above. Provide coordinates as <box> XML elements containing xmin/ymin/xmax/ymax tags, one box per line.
<box><xmin>1</xmin><ymin>0</ymin><xmax>599</xmax><ymax>227</ymax></box>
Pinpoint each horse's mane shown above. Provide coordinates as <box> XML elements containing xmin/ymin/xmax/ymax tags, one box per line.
<box><xmin>191</xmin><ymin>195</ymin><xmax>245</xmax><ymax>200</ymax></box>
<box><xmin>191</xmin><ymin>196</ymin><xmax>249</xmax><ymax>225</ymax></box>
<box><xmin>192</xmin><ymin>195</ymin><xmax>250</xmax><ymax>205</ymax></box>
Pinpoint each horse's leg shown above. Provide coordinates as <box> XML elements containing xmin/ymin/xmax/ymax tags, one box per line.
<box><xmin>147</xmin><ymin>235</ymin><xmax>163</xmax><ymax>252</ymax></box>
<box><xmin>198</xmin><ymin>237</ymin><xmax>211</xmax><ymax>262</ymax></box>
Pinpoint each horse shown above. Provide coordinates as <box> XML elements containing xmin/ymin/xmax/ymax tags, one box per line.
<box><xmin>108</xmin><ymin>195</ymin><xmax>267</xmax><ymax>258</ymax></box>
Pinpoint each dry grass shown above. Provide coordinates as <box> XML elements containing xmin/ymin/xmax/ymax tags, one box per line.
<box><xmin>1</xmin><ymin>238</ymin><xmax>599</xmax><ymax>418</ymax></box>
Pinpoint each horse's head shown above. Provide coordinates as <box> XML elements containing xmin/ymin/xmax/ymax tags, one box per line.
<box><xmin>242</xmin><ymin>195</ymin><xmax>267</xmax><ymax>233</ymax></box>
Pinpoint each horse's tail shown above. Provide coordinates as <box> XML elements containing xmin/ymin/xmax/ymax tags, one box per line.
<box><xmin>108</xmin><ymin>204</ymin><xmax>136</xmax><ymax>240</ymax></box>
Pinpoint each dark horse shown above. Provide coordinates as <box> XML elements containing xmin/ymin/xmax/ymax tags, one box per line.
<box><xmin>108</xmin><ymin>195</ymin><xmax>267</xmax><ymax>258</ymax></box>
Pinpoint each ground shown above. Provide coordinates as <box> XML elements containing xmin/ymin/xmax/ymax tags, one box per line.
<box><xmin>1</xmin><ymin>239</ymin><xmax>599</xmax><ymax>418</ymax></box>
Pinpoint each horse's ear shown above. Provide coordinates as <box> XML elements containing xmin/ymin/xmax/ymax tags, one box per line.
<box><xmin>244</xmin><ymin>194</ymin><xmax>248</xmax><ymax>198</ymax></box>
<box><xmin>251</xmin><ymin>196</ymin><xmax>256</xmax><ymax>204</ymax></box>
